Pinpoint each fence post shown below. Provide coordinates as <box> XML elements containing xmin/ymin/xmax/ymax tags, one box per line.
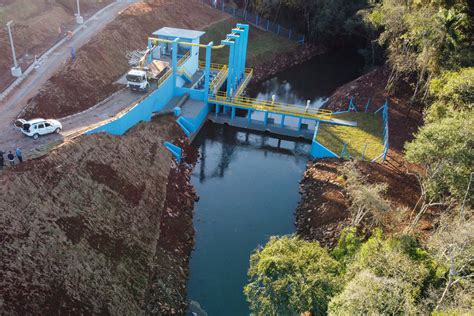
<box><xmin>365</xmin><ymin>98</ymin><xmax>370</xmax><ymax>112</ymax></box>
<box><xmin>302</xmin><ymin>35</ymin><xmax>305</xmax><ymax>44</ymax></box>
<box><xmin>289</xmin><ymin>30</ymin><xmax>292</xmax><ymax>40</ymax></box>
<box><xmin>256</xmin><ymin>15</ymin><xmax>259</xmax><ymax>26</ymax></box>
<box><xmin>221</xmin><ymin>1</ymin><xmax>224</xmax><ymax>11</ymax></box>
<box><xmin>244</xmin><ymin>10</ymin><xmax>247</xmax><ymax>20</ymax></box>
<box><xmin>277</xmin><ymin>25</ymin><xmax>280</xmax><ymax>35</ymax></box>
<box><xmin>361</xmin><ymin>142</ymin><xmax>368</xmax><ymax>161</ymax></box>
<box><xmin>266</xmin><ymin>20</ymin><xmax>270</xmax><ymax>31</ymax></box>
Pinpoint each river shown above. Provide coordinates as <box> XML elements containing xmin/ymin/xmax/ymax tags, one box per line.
<box><xmin>187</xmin><ymin>50</ymin><xmax>364</xmax><ymax>315</ymax></box>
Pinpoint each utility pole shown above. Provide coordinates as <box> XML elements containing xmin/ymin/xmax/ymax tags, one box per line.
<box><xmin>6</xmin><ymin>21</ymin><xmax>22</xmax><ymax>77</ymax></box>
<box><xmin>75</xmin><ymin>0</ymin><xmax>83</xmax><ymax>24</ymax></box>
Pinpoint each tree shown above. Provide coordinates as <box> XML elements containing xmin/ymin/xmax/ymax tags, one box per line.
<box><xmin>425</xmin><ymin>67</ymin><xmax>474</xmax><ymax>122</ymax></box>
<box><xmin>244</xmin><ymin>235</ymin><xmax>340</xmax><ymax>315</ymax></box>
<box><xmin>346</xmin><ymin>230</ymin><xmax>432</xmax><ymax>298</ymax></box>
<box><xmin>328</xmin><ymin>270</ymin><xmax>418</xmax><ymax>315</ymax></box>
<box><xmin>429</xmin><ymin>211</ymin><xmax>474</xmax><ymax>311</ymax></box>
<box><xmin>370</xmin><ymin>0</ymin><xmax>472</xmax><ymax>101</ymax></box>
<box><xmin>340</xmin><ymin>162</ymin><xmax>391</xmax><ymax>227</ymax></box>
<box><xmin>405</xmin><ymin>111</ymin><xmax>474</xmax><ymax>204</ymax></box>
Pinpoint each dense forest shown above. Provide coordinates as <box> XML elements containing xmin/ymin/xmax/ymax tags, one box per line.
<box><xmin>236</xmin><ymin>0</ymin><xmax>473</xmax><ymax>314</ymax></box>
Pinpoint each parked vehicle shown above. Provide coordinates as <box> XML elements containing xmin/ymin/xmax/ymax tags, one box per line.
<box><xmin>126</xmin><ymin>60</ymin><xmax>170</xmax><ymax>92</ymax></box>
<box><xmin>15</xmin><ymin>118</ymin><xmax>62</xmax><ymax>140</ymax></box>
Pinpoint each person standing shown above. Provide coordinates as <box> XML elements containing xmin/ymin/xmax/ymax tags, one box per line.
<box><xmin>16</xmin><ymin>148</ymin><xmax>23</xmax><ymax>163</ymax></box>
<box><xmin>7</xmin><ymin>151</ymin><xmax>15</xmax><ymax>166</ymax></box>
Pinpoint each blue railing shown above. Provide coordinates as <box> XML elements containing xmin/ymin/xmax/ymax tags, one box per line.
<box><xmin>373</xmin><ymin>100</ymin><xmax>389</xmax><ymax>162</ymax></box>
<box><xmin>200</xmin><ymin>0</ymin><xmax>305</xmax><ymax>44</ymax></box>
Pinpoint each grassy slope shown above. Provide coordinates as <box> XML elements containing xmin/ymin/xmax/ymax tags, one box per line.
<box><xmin>199</xmin><ymin>16</ymin><xmax>297</xmax><ymax>66</ymax></box>
<box><xmin>317</xmin><ymin>112</ymin><xmax>385</xmax><ymax>161</ymax></box>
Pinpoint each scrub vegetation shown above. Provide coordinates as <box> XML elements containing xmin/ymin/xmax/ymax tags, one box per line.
<box><xmin>243</xmin><ymin>0</ymin><xmax>473</xmax><ymax>314</ymax></box>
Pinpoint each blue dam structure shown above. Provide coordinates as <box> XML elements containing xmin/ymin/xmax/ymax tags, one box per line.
<box><xmin>86</xmin><ymin>25</ymin><xmax>388</xmax><ymax>162</ymax></box>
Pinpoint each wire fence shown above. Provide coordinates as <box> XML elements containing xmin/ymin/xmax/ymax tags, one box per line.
<box><xmin>199</xmin><ymin>0</ymin><xmax>305</xmax><ymax>44</ymax></box>
<box><xmin>314</xmin><ymin>99</ymin><xmax>390</xmax><ymax>163</ymax></box>
<box><xmin>373</xmin><ymin>101</ymin><xmax>389</xmax><ymax>163</ymax></box>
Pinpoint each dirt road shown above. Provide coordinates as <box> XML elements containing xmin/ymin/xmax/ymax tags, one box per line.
<box><xmin>0</xmin><ymin>1</ymin><xmax>139</xmax><ymax>156</ymax></box>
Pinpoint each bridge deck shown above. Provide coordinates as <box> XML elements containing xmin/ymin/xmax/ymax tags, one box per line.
<box><xmin>209</xmin><ymin>93</ymin><xmax>357</xmax><ymax>127</ymax></box>
<box><xmin>209</xmin><ymin>114</ymin><xmax>315</xmax><ymax>140</ymax></box>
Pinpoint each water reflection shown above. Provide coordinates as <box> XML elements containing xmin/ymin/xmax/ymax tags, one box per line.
<box><xmin>187</xmin><ymin>123</ymin><xmax>308</xmax><ymax>315</ymax></box>
<box><xmin>194</xmin><ymin>124</ymin><xmax>311</xmax><ymax>183</ymax></box>
<box><xmin>249</xmin><ymin>49</ymin><xmax>365</xmax><ymax>109</ymax></box>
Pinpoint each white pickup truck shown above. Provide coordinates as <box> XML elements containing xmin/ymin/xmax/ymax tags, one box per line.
<box><xmin>15</xmin><ymin>118</ymin><xmax>62</xmax><ymax>140</ymax></box>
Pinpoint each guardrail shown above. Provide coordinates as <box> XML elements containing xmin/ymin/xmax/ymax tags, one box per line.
<box><xmin>209</xmin><ymin>91</ymin><xmax>333</xmax><ymax>121</ymax></box>
<box><xmin>209</xmin><ymin>65</ymin><xmax>228</xmax><ymax>93</ymax></box>
<box><xmin>177</xmin><ymin>51</ymin><xmax>191</xmax><ymax>68</ymax></box>
<box><xmin>199</xmin><ymin>61</ymin><xmax>227</xmax><ymax>71</ymax></box>
<box><xmin>234</xmin><ymin>68</ymin><xmax>253</xmax><ymax>97</ymax></box>
<box><xmin>157</xmin><ymin>69</ymin><xmax>173</xmax><ymax>88</ymax></box>
<box><xmin>199</xmin><ymin>0</ymin><xmax>305</xmax><ymax>44</ymax></box>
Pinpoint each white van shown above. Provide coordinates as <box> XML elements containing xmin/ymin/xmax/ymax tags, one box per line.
<box><xmin>15</xmin><ymin>118</ymin><xmax>62</xmax><ymax>140</ymax></box>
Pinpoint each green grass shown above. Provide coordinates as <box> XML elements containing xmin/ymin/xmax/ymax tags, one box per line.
<box><xmin>317</xmin><ymin>112</ymin><xmax>385</xmax><ymax>161</ymax></box>
<box><xmin>199</xmin><ymin>17</ymin><xmax>297</xmax><ymax>66</ymax></box>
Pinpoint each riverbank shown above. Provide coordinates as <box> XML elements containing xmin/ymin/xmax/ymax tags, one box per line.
<box><xmin>248</xmin><ymin>43</ymin><xmax>326</xmax><ymax>87</ymax></box>
<box><xmin>295</xmin><ymin>66</ymin><xmax>428</xmax><ymax>246</ymax></box>
<box><xmin>145</xmin><ymin>135</ymin><xmax>199</xmax><ymax>314</ymax></box>
<box><xmin>0</xmin><ymin>115</ymin><xmax>197</xmax><ymax>314</ymax></box>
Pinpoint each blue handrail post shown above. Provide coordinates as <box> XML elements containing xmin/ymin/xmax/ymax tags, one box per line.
<box><xmin>280</xmin><ymin>115</ymin><xmax>285</xmax><ymax>128</ymax></box>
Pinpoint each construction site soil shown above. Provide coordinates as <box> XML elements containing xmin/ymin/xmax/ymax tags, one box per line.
<box><xmin>0</xmin><ymin>115</ymin><xmax>198</xmax><ymax>314</ymax></box>
<box><xmin>0</xmin><ymin>0</ymin><xmax>113</xmax><ymax>92</ymax></box>
<box><xmin>20</xmin><ymin>1</ymin><xmax>226</xmax><ymax>120</ymax></box>
<box><xmin>296</xmin><ymin>67</ymin><xmax>430</xmax><ymax>247</ymax></box>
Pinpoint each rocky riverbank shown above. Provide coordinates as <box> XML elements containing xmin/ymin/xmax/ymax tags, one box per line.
<box><xmin>295</xmin><ymin>66</ymin><xmax>427</xmax><ymax>246</ymax></box>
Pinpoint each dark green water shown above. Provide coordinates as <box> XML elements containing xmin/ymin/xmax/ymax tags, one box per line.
<box><xmin>187</xmin><ymin>51</ymin><xmax>364</xmax><ymax>315</ymax></box>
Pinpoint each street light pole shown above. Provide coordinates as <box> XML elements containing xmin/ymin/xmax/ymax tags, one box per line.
<box><xmin>75</xmin><ymin>0</ymin><xmax>83</xmax><ymax>24</ymax></box>
<box><xmin>6</xmin><ymin>21</ymin><xmax>22</xmax><ymax>77</ymax></box>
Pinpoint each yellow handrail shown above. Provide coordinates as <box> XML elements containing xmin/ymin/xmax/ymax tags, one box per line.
<box><xmin>157</xmin><ymin>69</ymin><xmax>172</xmax><ymax>88</ymax></box>
<box><xmin>209</xmin><ymin>92</ymin><xmax>333</xmax><ymax>121</ymax></box>
<box><xmin>177</xmin><ymin>51</ymin><xmax>191</xmax><ymax>68</ymax></box>
<box><xmin>199</xmin><ymin>61</ymin><xmax>227</xmax><ymax>71</ymax></box>
<box><xmin>209</xmin><ymin>65</ymin><xmax>228</xmax><ymax>92</ymax></box>
<box><xmin>235</xmin><ymin>69</ymin><xmax>253</xmax><ymax>97</ymax></box>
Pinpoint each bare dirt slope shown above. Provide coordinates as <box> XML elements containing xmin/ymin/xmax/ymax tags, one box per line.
<box><xmin>296</xmin><ymin>159</ymin><xmax>424</xmax><ymax>247</ymax></box>
<box><xmin>0</xmin><ymin>115</ymin><xmax>196</xmax><ymax>314</ymax></box>
<box><xmin>296</xmin><ymin>67</ymin><xmax>429</xmax><ymax>247</ymax></box>
<box><xmin>21</xmin><ymin>0</ymin><xmax>227</xmax><ymax>119</ymax></box>
<box><xmin>0</xmin><ymin>0</ymin><xmax>112</xmax><ymax>92</ymax></box>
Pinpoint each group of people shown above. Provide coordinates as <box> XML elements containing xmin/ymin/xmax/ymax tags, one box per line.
<box><xmin>0</xmin><ymin>148</ymin><xmax>23</xmax><ymax>169</ymax></box>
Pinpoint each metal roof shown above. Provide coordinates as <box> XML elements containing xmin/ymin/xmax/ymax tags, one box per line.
<box><xmin>153</xmin><ymin>27</ymin><xmax>205</xmax><ymax>40</ymax></box>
